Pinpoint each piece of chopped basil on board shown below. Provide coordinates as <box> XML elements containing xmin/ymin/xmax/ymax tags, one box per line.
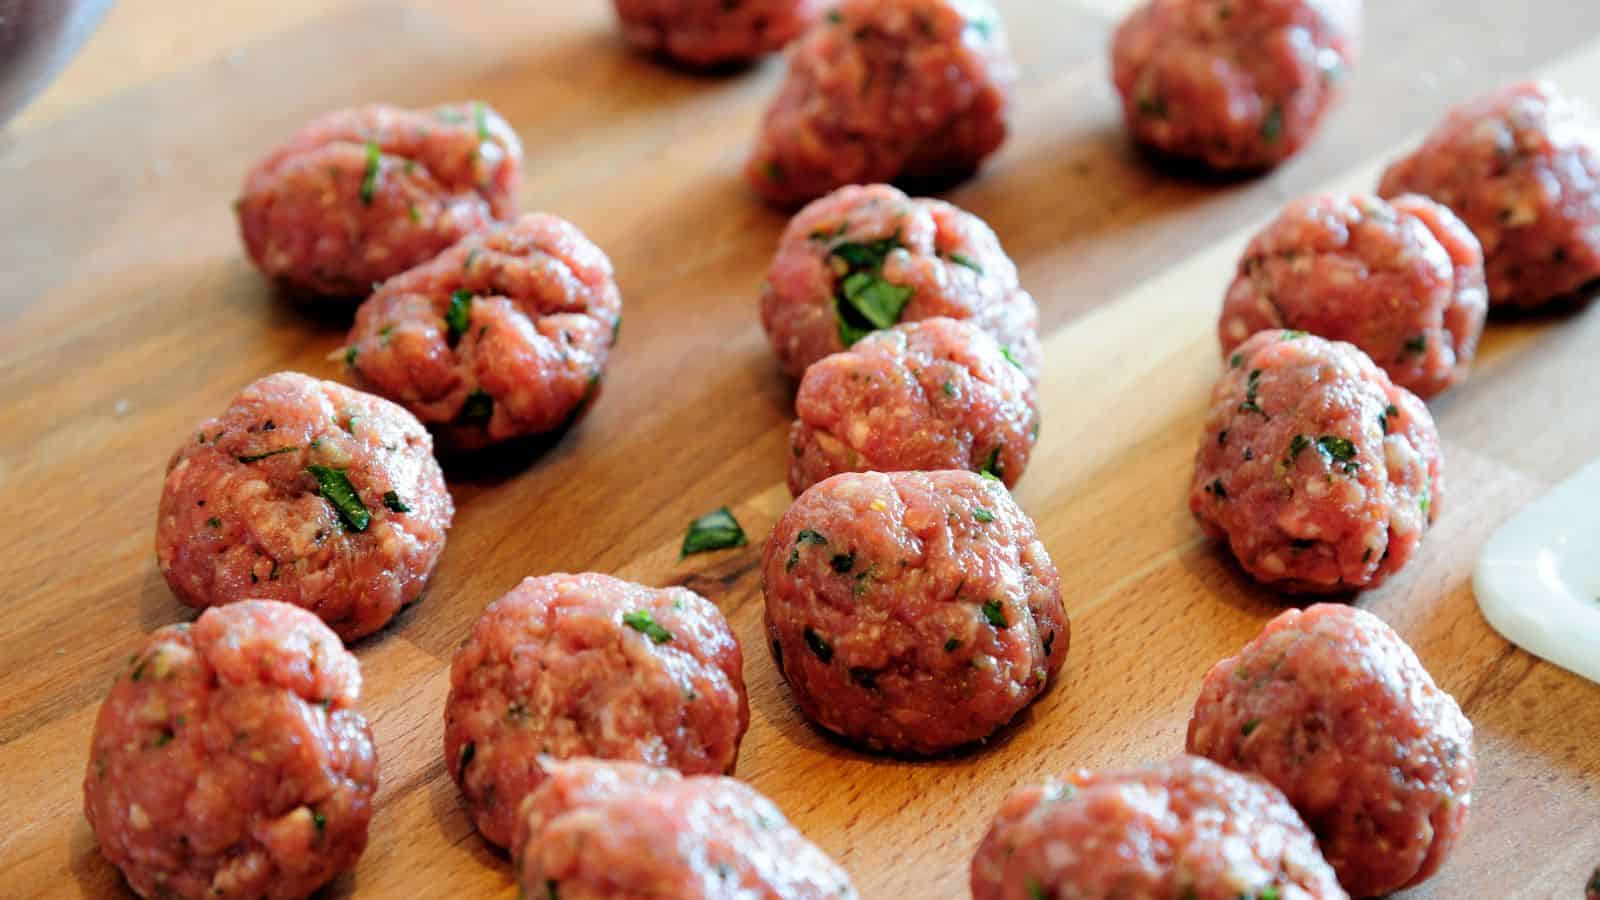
<box><xmin>306</xmin><ymin>465</ymin><xmax>371</xmax><ymax>532</ymax></box>
<box><xmin>681</xmin><ymin>506</ymin><xmax>747</xmax><ymax>558</ymax></box>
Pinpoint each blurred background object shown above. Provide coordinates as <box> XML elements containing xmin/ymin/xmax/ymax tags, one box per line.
<box><xmin>0</xmin><ymin>0</ymin><xmax>114</xmax><ymax>127</ymax></box>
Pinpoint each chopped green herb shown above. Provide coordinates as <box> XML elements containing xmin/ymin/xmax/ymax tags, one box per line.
<box><xmin>306</xmin><ymin>465</ymin><xmax>371</xmax><ymax>532</ymax></box>
<box><xmin>1420</xmin><ymin>487</ymin><xmax>1432</xmax><ymax>518</ymax></box>
<box><xmin>681</xmin><ymin>506</ymin><xmax>747</xmax><ymax>558</ymax></box>
<box><xmin>1261</xmin><ymin>105</ymin><xmax>1284</xmax><ymax>143</ymax></box>
<box><xmin>446</xmin><ymin>290</ymin><xmax>473</xmax><ymax>342</ymax></box>
<box><xmin>948</xmin><ymin>252</ymin><xmax>984</xmax><ymax>274</ymax></box>
<box><xmin>980</xmin><ymin>469</ymin><xmax>1003</xmax><ymax>484</ymax></box>
<box><xmin>546</xmin><ymin>880</ymin><xmax>560</xmax><ymax>900</ymax></box>
<box><xmin>942</xmin><ymin>380</ymin><xmax>957</xmax><ymax>398</ymax></box>
<box><xmin>344</xmin><ymin>345</ymin><xmax>359</xmax><ymax>368</ymax></box>
<box><xmin>474</xmin><ymin>102</ymin><xmax>490</xmax><ymax>143</ymax></box>
<box><xmin>982</xmin><ymin>447</ymin><xmax>1004</xmax><ymax>480</ymax></box>
<box><xmin>1280</xmin><ymin>330</ymin><xmax>1308</xmax><ymax>340</ymax></box>
<box><xmin>382</xmin><ymin>491</ymin><xmax>410</xmax><ymax>513</ymax></box>
<box><xmin>973</xmin><ymin>507</ymin><xmax>995</xmax><ymax>524</ymax></box>
<box><xmin>830</xmin><ymin>552</ymin><xmax>855</xmax><ymax>573</ymax></box>
<box><xmin>1289</xmin><ymin>434</ymin><xmax>1310</xmax><ymax>459</ymax></box>
<box><xmin>763</xmin><ymin>160</ymin><xmax>785</xmax><ymax>183</ymax></box>
<box><xmin>359</xmin><ymin>140</ymin><xmax>381</xmax><ymax>206</ymax></box>
<box><xmin>622</xmin><ymin>609</ymin><xmax>673</xmax><ymax>644</ymax></box>
<box><xmin>1241</xmin><ymin>719</ymin><xmax>1261</xmax><ymax>736</ymax></box>
<box><xmin>237</xmin><ymin>446</ymin><xmax>297</xmax><ymax>464</ymax></box>
<box><xmin>1026</xmin><ymin>877</ymin><xmax>1048</xmax><ymax>900</ymax></box>
<box><xmin>967</xmin><ymin>16</ymin><xmax>994</xmax><ymax>38</ymax></box>
<box><xmin>463</xmin><ymin>249</ymin><xmax>479</xmax><ymax>271</ymax></box>
<box><xmin>1316</xmin><ymin>436</ymin><xmax>1358</xmax><ymax>466</ymax></box>
<box><xmin>1137</xmin><ymin>93</ymin><xmax>1168</xmax><ymax>119</ymax></box>
<box><xmin>206</xmin><ymin>516</ymin><xmax>222</xmax><ymax>529</ymax></box>
<box><xmin>830</xmin><ymin>237</ymin><xmax>910</xmax><ymax>345</ymax></box>
<box><xmin>1257</xmin><ymin>887</ymin><xmax>1281</xmax><ymax>900</ymax></box>
<box><xmin>1000</xmin><ymin>346</ymin><xmax>1024</xmax><ymax>370</ymax></box>
<box><xmin>826</xmin><ymin>8</ymin><xmax>842</xmax><ymax>23</ymax></box>
<box><xmin>840</xmin><ymin>272</ymin><xmax>913</xmax><ymax>331</ymax></box>
<box><xmin>1380</xmin><ymin>404</ymin><xmax>1399</xmax><ymax>434</ymax></box>
<box><xmin>1404</xmin><ymin>335</ymin><xmax>1428</xmax><ymax>355</ymax></box>
<box><xmin>1230</xmin><ymin>352</ymin><xmax>1244</xmax><ymax>368</ymax></box>
<box><xmin>803</xmin><ymin>627</ymin><xmax>834</xmax><ymax>663</ymax></box>
<box><xmin>944</xmin><ymin>638</ymin><xmax>962</xmax><ymax>652</ymax></box>
<box><xmin>797</xmin><ymin>528</ymin><xmax>827</xmax><ymax>546</ymax></box>
<box><xmin>982</xmin><ymin>600</ymin><xmax>1008</xmax><ymax>629</ymax></box>
<box><xmin>458</xmin><ymin>389</ymin><xmax>494</xmax><ymax>426</ymax></box>
<box><xmin>312</xmin><ymin>810</ymin><xmax>326</xmax><ymax>835</ymax></box>
<box><xmin>406</xmin><ymin>203</ymin><xmax>421</xmax><ymax>224</ymax></box>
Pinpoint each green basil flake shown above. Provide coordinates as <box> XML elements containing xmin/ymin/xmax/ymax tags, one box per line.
<box><xmin>1027</xmin><ymin>878</ymin><xmax>1048</xmax><ymax>900</ymax></box>
<box><xmin>382</xmin><ymin>490</ymin><xmax>410</xmax><ymax>513</ymax></box>
<box><xmin>359</xmin><ymin>140</ymin><xmax>381</xmax><ymax>206</ymax></box>
<box><xmin>829</xmin><ymin>551</ymin><xmax>855</xmax><ymax>573</ymax></box>
<box><xmin>546</xmin><ymin>880</ymin><xmax>560</xmax><ymax>900</ymax></box>
<box><xmin>446</xmin><ymin>290</ymin><xmax>473</xmax><ymax>342</ymax></box>
<box><xmin>1000</xmin><ymin>346</ymin><xmax>1024</xmax><ymax>370</ymax></box>
<box><xmin>1261</xmin><ymin>105</ymin><xmax>1284</xmax><ymax>143</ymax></box>
<box><xmin>803</xmin><ymin>627</ymin><xmax>834</xmax><ymax>663</ymax></box>
<box><xmin>1229</xmin><ymin>352</ymin><xmax>1244</xmax><ymax>368</ymax></box>
<box><xmin>458</xmin><ymin>389</ymin><xmax>494</xmax><ymax>426</ymax></box>
<box><xmin>982</xmin><ymin>447</ymin><xmax>1004</xmax><ymax>480</ymax></box>
<box><xmin>1316</xmin><ymin>436</ymin><xmax>1357</xmax><ymax>463</ymax></box>
<box><xmin>681</xmin><ymin>506</ymin><xmax>747</xmax><ymax>558</ymax></box>
<box><xmin>973</xmin><ymin>507</ymin><xmax>995</xmax><ymax>524</ymax></box>
<box><xmin>344</xmin><ymin>345</ymin><xmax>359</xmax><ymax>368</ymax></box>
<box><xmin>1241</xmin><ymin>719</ymin><xmax>1261</xmax><ymax>736</ymax></box>
<box><xmin>980</xmin><ymin>469</ymin><xmax>1003</xmax><ymax>484</ymax></box>
<box><xmin>841</xmin><ymin>271</ymin><xmax>913</xmax><ymax>330</ymax></box>
<box><xmin>797</xmin><ymin>528</ymin><xmax>827</xmax><ymax>546</ymax></box>
<box><xmin>1258</xmin><ymin>887</ymin><xmax>1281</xmax><ymax>900</ymax></box>
<box><xmin>312</xmin><ymin>810</ymin><xmax>326</xmax><ymax>834</ymax></box>
<box><xmin>982</xmin><ymin>600</ymin><xmax>1008</xmax><ymax>629</ymax></box>
<box><xmin>622</xmin><ymin>609</ymin><xmax>673</xmax><ymax>644</ymax></box>
<box><xmin>1289</xmin><ymin>434</ymin><xmax>1310</xmax><ymax>459</ymax></box>
<box><xmin>830</xmin><ymin>237</ymin><xmax>900</xmax><ymax>270</ymax></box>
<box><xmin>1137</xmin><ymin>93</ymin><xmax>1168</xmax><ymax>119</ymax></box>
<box><xmin>474</xmin><ymin>102</ymin><xmax>490</xmax><ymax>143</ymax></box>
<box><xmin>826</xmin><ymin>8</ymin><xmax>843</xmax><ymax>23</ymax></box>
<box><xmin>237</xmin><ymin>446</ymin><xmax>297</xmax><ymax>464</ymax></box>
<box><xmin>944</xmin><ymin>638</ymin><xmax>962</xmax><ymax>652</ymax></box>
<box><xmin>1281</xmin><ymin>330</ymin><xmax>1308</xmax><ymax>340</ymax></box>
<box><xmin>942</xmin><ymin>380</ymin><xmax>957</xmax><ymax>398</ymax></box>
<box><xmin>1404</xmin><ymin>335</ymin><xmax>1428</xmax><ymax>355</ymax></box>
<box><xmin>306</xmin><ymin>465</ymin><xmax>371</xmax><ymax>532</ymax></box>
<box><xmin>406</xmin><ymin>203</ymin><xmax>421</xmax><ymax>224</ymax></box>
<box><xmin>948</xmin><ymin>252</ymin><xmax>984</xmax><ymax>274</ymax></box>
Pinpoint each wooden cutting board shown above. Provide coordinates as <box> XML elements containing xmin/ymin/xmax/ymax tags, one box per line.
<box><xmin>3</xmin><ymin>2</ymin><xmax>1598</xmax><ymax>897</ymax></box>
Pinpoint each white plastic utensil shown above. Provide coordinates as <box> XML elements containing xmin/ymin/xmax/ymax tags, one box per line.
<box><xmin>1475</xmin><ymin>458</ymin><xmax>1600</xmax><ymax>686</ymax></box>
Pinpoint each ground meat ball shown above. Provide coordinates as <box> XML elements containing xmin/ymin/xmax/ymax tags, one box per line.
<box><xmin>970</xmin><ymin>756</ymin><xmax>1347</xmax><ymax>900</ymax></box>
<box><xmin>345</xmin><ymin>213</ymin><xmax>622</xmax><ymax>451</ymax></box>
<box><xmin>83</xmin><ymin>601</ymin><xmax>378</xmax><ymax>900</ymax></box>
<box><xmin>1188</xmin><ymin>604</ymin><xmax>1475</xmax><ymax>897</ymax></box>
<box><xmin>761</xmin><ymin>183</ymin><xmax>1040</xmax><ymax>381</ymax></box>
<box><xmin>789</xmin><ymin>317</ymin><xmax>1038</xmax><ymax>496</ymax></box>
<box><xmin>1111</xmin><ymin>0</ymin><xmax>1361</xmax><ymax>172</ymax></box>
<box><xmin>1219</xmin><ymin>192</ymin><xmax>1488</xmax><ymax>400</ymax></box>
<box><xmin>157</xmin><ymin>372</ymin><xmax>453</xmax><ymax>641</ymax></box>
<box><xmin>1378</xmin><ymin>80</ymin><xmax>1600</xmax><ymax>309</ymax></box>
<box><xmin>236</xmin><ymin>102</ymin><xmax>521</xmax><ymax>298</ymax></box>
<box><xmin>444</xmin><ymin>573</ymin><xmax>748</xmax><ymax>849</ymax></box>
<box><xmin>613</xmin><ymin>0</ymin><xmax>822</xmax><ymax>67</ymax></box>
<box><xmin>763</xmin><ymin>469</ymin><xmax>1067</xmax><ymax>755</ymax></box>
<box><xmin>512</xmin><ymin>759</ymin><xmax>859</xmax><ymax>899</ymax></box>
<box><xmin>746</xmin><ymin>0</ymin><xmax>1016</xmax><ymax>208</ymax></box>
<box><xmin>1190</xmin><ymin>331</ymin><xmax>1441</xmax><ymax>593</ymax></box>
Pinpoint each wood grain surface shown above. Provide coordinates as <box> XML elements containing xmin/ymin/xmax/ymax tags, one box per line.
<box><xmin>3</xmin><ymin>2</ymin><xmax>1599</xmax><ymax>898</ymax></box>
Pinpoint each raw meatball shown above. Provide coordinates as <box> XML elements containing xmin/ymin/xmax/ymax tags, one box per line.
<box><xmin>970</xmin><ymin>756</ymin><xmax>1347</xmax><ymax>900</ymax></box>
<box><xmin>345</xmin><ymin>213</ymin><xmax>622</xmax><ymax>451</ymax></box>
<box><xmin>1219</xmin><ymin>192</ymin><xmax>1488</xmax><ymax>400</ymax></box>
<box><xmin>761</xmin><ymin>183</ymin><xmax>1040</xmax><ymax>380</ymax></box>
<box><xmin>746</xmin><ymin>0</ymin><xmax>1016</xmax><ymax>208</ymax></box>
<box><xmin>1190</xmin><ymin>330</ymin><xmax>1441</xmax><ymax>593</ymax></box>
<box><xmin>1187</xmin><ymin>604</ymin><xmax>1475</xmax><ymax>897</ymax></box>
<box><xmin>613</xmin><ymin>0</ymin><xmax>822</xmax><ymax>67</ymax></box>
<box><xmin>157</xmin><ymin>372</ymin><xmax>453</xmax><ymax>641</ymax></box>
<box><xmin>789</xmin><ymin>317</ymin><xmax>1038</xmax><ymax>496</ymax></box>
<box><xmin>512</xmin><ymin>758</ymin><xmax>859</xmax><ymax>899</ymax></box>
<box><xmin>83</xmin><ymin>601</ymin><xmax>377</xmax><ymax>900</ymax></box>
<box><xmin>762</xmin><ymin>469</ymin><xmax>1067</xmax><ymax>755</ymax></box>
<box><xmin>236</xmin><ymin>102</ymin><xmax>521</xmax><ymax>298</ymax></box>
<box><xmin>1379</xmin><ymin>80</ymin><xmax>1600</xmax><ymax>309</ymax></box>
<box><xmin>1111</xmin><ymin>0</ymin><xmax>1361</xmax><ymax>172</ymax></box>
<box><xmin>444</xmin><ymin>573</ymin><xmax>748</xmax><ymax>849</ymax></box>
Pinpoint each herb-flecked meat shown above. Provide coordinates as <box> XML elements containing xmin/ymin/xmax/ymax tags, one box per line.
<box><xmin>971</xmin><ymin>756</ymin><xmax>1348</xmax><ymax>900</ymax></box>
<box><xmin>157</xmin><ymin>372</ymin><xmax>453</xmax><ymax>641</ymax></box>
<box><xmin>761</xmin><ymin>183</ymin><xmax>1039</xmax><ymax>381</ymax></box>
<box><xmin>1111</xmin><ymin>0</ymin><xmax>1361</xmax><ymax>171</ymax></box>
<box><xmin>236</xmin><ymin>103</ymin><xmax>521</xmax><ymax>298</ymax></box>
<box><xmin>512</xmin><ymin>758</ymin><xmax>859</xmax><ymax>899</ymax></box>
<box><xmin>762</xmin><ymin>470</ymin><xmax>1067</xmax><ymax>755</ymax></box>
<box><xmin>613</xmin><ymin>0</ymin><xmax>823</xmax><ymax>67</ymax></box>
<box><xmin>345</xmin><ymin>212</ymin><xmax>622</xmax><ymax>451</ymax></box>
<box><xmin>1187</xmin><ymin>604</ymin><xmax>1475</xmax><ymax>897</ymax></box>
<box><xmin>746</xmin><ymin>0</ymin><xmax>1015</xmax><ymax>208</ymax></box>
<box><xmin>1379</xmin><ymin>80</ymin><xmax>1600</xmax><ymax>309</ymax></box>
<box><xmin>789</xmin><ymin>317</ymin><xmax>1038</xmax><ymax>495</ymax></box>
<box><xmin>83</xmin><ymin>601</ymin><xmax>378</xmax><ymax>900</ymax></box>
<box><xmin>443</xmin><ymin>573</ymin><xmax>748</xmax><ymax>849</ymax></box>
<box><xmin>1190</xmin><ymin>331</ymin><xmax>1441</xmax><ymax>594</ymax></box>
<box><xmin>1220</xmin><ymin>192</ymin><xmax>1487</xmax><ymax>400</ymax></box>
